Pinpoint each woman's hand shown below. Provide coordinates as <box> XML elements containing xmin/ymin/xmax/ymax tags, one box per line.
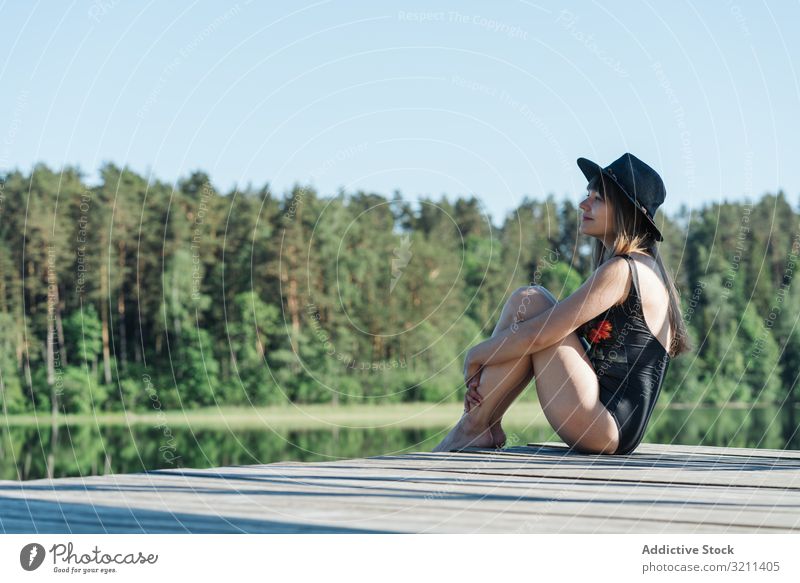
<box><xmin>464</xmin><ymin>370</ymin><xmax>484</xmax><ymax>412</ymax></box>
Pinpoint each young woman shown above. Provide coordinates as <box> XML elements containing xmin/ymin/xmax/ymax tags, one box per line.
<box><xmin>432</xmin><ymin>153</ymin><xmax>691</xmax><ymax>455</ymax></box>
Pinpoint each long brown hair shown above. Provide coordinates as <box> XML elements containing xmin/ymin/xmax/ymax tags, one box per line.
<box><xmin>587</xmin><ymin>173</ymin><xmax>691</xmax><ymax>358</ymax></box>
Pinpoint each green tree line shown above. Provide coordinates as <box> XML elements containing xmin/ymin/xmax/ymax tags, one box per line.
<box><xmin>1</xmin><ymin>163</ymin><xmax>798</xmax><ymax>414</ymax></box>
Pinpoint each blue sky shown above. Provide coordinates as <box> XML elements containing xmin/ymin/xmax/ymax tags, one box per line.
<box><xmin>1</xmin><ymin>0</ymin><xmax>798</xmax><ymax>227</ymax></box>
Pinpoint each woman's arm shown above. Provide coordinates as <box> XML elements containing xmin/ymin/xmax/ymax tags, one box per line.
<box><xmin>468</xmin><ymin>257</ymin><xmax>632</xmax><ymax>369</ymax></box>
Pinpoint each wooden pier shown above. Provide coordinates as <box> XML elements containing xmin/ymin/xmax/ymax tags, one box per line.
<box><xmin>2</xmin><ymin>442</ymin><xmax>799</xmax><ymax>533</ymax></box>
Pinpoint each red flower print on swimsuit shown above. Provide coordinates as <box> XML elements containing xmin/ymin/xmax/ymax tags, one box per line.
<box><xmin>586</xmin><ymin>319</ymin><xmax>613</xmax><ymax>343</ymax></box>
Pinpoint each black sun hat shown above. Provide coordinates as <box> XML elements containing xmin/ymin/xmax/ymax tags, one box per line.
<box><xmin>577</xmin><ymin>152</ymin><xmax>666</xmax><ymax>242</ymax></box>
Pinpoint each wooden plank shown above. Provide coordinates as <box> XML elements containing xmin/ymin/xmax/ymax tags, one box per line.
<box><xmin>2</xmin><ymin>468</ymin><xmax>798</xmax><ymax>530</ymax></box>
<box><xmin>0</xmin><ymin>497</ymin><xmax>387</xmax><ymax>533</ymax></box>
<box><xmin>306</xmin><ymin>448</ymin><xmax>800</xmax><ymax>489</ymax></box>
<box><xmin>1</xmin><ymin>443</ymin><xmax>798</xmax><ymax>533</ymax></box>
<box><xmin>531</xmin><ymin>441</ymin><xmax>800</xmax><ymax>459</ymax></box>
<box><xmin>1</xmin><ymin>490</ymin><xmax>794</xmax><ymax>534</ymax></box>
<box><xmin>2</xmin><ymin>491</ymin><xmax>794</xmax><ymax>534</ymax></box>
<box><xmin>7</xmin><ymin>463</ymin><xmax>800</xmax><ymax>507</ymax></box>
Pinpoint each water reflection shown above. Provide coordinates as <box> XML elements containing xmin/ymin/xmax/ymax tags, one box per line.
<box><xmin>1</xmin><ymin>406</ymin><xmax>797</xmax><ymax>481</ymax></box>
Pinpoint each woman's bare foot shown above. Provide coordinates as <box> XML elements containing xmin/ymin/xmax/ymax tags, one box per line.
<box><xmin>432</xmin><ymin>413</ymin><xmax>495</xmax><ymax>452</ymax></box>
<box><xmin>490</xmin><ymin>420</ymin><xmax>507</xmax><ymax>448</ymax></box>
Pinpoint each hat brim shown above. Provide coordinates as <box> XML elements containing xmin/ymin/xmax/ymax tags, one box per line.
<box><xmin>641</xmin><ymin>216</ymin><xmax>664</xmax><ymax>242</ymax></box>
<box><xmin>577</xmin><ymin>157</ymin><xmax>603</xmax><ymax>183</ymax></box>
<box><xmin>576</xmin><ymin>157</ymin><xmax>664</xmax><ymax>242</ymax></box>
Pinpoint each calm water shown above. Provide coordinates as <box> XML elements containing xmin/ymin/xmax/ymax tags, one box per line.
<box><xmin>1</xmin><ymin>405</ymin><xmax>797</xmax><ymax>480</ymax></box>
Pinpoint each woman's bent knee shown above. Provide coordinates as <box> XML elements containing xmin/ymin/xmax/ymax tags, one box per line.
<box><xmin>508</xmin><ymin>286</ymin><xmax>555</xmax><ymax>320</ymax></box>
<box><xmin>512</xmin><ymin>284</ymin><xmax>549</xmax><ymax>298</ymax></box>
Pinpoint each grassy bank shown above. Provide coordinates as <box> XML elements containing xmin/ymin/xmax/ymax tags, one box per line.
<box><xmin>1</xmin><ymin>402</ymin><xmax>552</xmax><ymax>429</ymax></box>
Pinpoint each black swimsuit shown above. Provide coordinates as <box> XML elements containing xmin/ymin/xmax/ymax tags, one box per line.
<box><xmin>578</xmin><ymin>253</ymin><xmax>671</xmax><ymax>455</ymax></box>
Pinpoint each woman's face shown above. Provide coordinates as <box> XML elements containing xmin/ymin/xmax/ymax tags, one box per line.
<box><xmin>579</xmin><ymin>187</ymin><xmax>615</xmax><ymax>241</ymax></box>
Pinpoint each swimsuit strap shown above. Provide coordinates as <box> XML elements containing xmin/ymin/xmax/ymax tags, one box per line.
<box><xmin>615</xmin><ymin>253</ymin><xmax>641</xmax><ymax>305</ymax></box>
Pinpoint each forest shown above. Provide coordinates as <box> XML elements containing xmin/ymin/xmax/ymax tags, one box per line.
<box><xmin>1</xmin><ymin>163</ymin><xmax>798</xmax><ymax>415</ymax></box>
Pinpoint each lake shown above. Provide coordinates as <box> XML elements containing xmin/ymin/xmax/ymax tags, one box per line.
<box><xmin>1</xmin><ymin>404</ymin><xmax>797</xmax><ymax>480</ymax></box>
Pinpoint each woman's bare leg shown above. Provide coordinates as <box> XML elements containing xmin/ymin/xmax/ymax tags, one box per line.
<box><xmin>467</xmin><ymin>287</ymin><xmax>555</xmax><ymax>432</ymax></box>
<box><xmin>433</xmin><ymin>285</ymin><xmax>619</xmax><ymax>454</ymax></box>
<box><xmin>483</xmin><ymin>288</ymin><xmax>548</xmax><ymax>445</ymax></box>
<box><xmin>432</xmin><ymin>287</ymin><xmax>546</xmax><ymax>452</ymax></box>
<box><xmin>479</xmin><ymin>287</ymin><xmax>619</xmax><ymax>454</ymax></box>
